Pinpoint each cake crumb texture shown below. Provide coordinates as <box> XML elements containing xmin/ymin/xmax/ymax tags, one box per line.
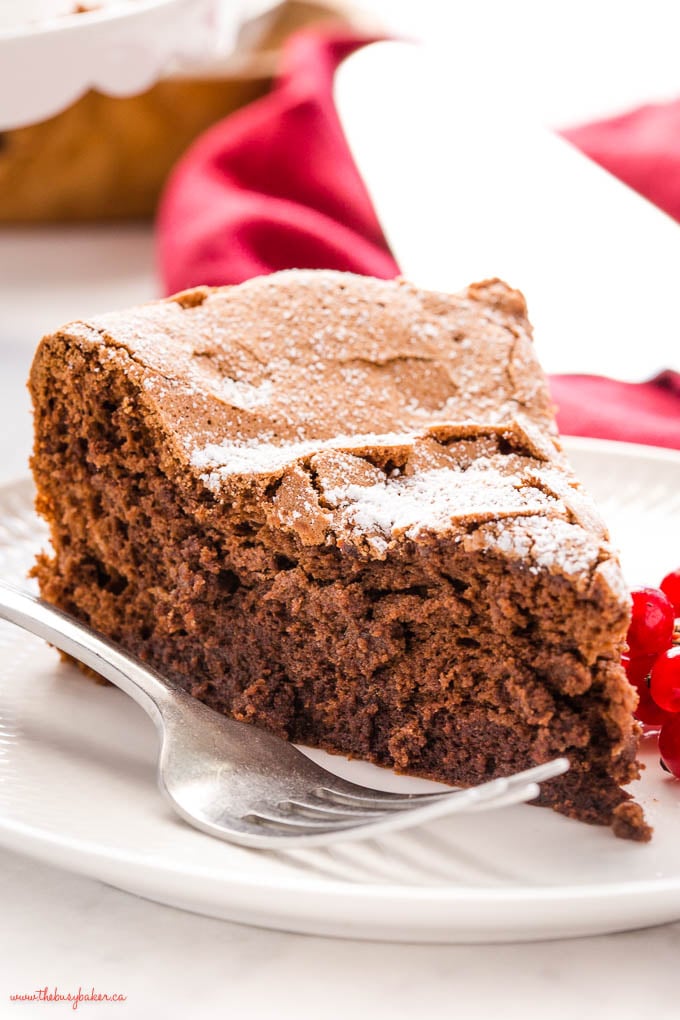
<box><xmin>28</xmin><ymin>270</ymin><xmax>647</xmax><ymax>839</ymax></box>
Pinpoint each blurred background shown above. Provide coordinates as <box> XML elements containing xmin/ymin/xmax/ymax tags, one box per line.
<box><xmin>357</xmin><ymin>0</ymin><xmax>680</xmax><ymax>123</ymax></box>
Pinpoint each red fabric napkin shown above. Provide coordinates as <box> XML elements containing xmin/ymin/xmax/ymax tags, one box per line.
<box><xmin>158</xmin><ymin>32</ymin><xmax>398</xmax><ymax>291</ymax></box>
<box><xmin>157</xmin><ymin>31</ymin><xmax>680</xmax><ymax>450</ymax></box>
<box><xmin>562</xmin><ymin>101</ymin><xmax>680</xmax><ymax>224</ymax></box>
<box><xmin>550</xmin><ymin>371</ymin><xmax>680</xmax><ymax>449</ymax></box>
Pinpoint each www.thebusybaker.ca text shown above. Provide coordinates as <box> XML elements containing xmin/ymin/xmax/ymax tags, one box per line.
<box><xmin>9</xmin><ymin>986</ymin><xmax>127</xmax><ymax>1010</ymax></box>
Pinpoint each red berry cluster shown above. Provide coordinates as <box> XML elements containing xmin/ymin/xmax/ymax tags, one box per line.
<box><xmin>624</xmin><ymin>569</ymin><xmax>680</xmax><ymax>777</ymax></box>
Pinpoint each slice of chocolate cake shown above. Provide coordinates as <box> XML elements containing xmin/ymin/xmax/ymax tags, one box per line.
<box><xmin>28</xmin><ymin>270</ymin><xmax>649</xmax><ymax>840</ymax></box>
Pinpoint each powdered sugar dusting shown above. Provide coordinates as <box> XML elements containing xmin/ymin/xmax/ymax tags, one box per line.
<box><xmin>323</xmin><ymin>462</ymin><xmax>563</xmax><ymax>541</ymax></box>
<box><xmin>189</xmin><ymin>427</ymin><xmax>608</xmax><ymax>576</ymax></box>
<box><xmin>86</xmin><ymin>268</ymin><xmax>554</xmax><ymax>466</ymax></box>
<box><xmin>208</xmin><ymin>377</ymin><xmax>273</xmax><ymax>410</ymax></box>
<box><xmin>83</xmin><ymin>271</ymin><xmax>612</xmax><ymax>579</ymax></box>
<box><xmin>190</xmin><ymin>432</ymin><xmax>417</xmax><ymax>490</ymax></box>
<box><xmin>480</xmin><ymin>516</ymin><xmax>602</xmax><ymax>577</ymax></box>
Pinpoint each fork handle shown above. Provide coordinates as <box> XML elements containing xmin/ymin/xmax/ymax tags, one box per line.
<box><xmin>0</xmin><ymin>578</ymin><xmax>178</xmax><ymax>728</ymax></box>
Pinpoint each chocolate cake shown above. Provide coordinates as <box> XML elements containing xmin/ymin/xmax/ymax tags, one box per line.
<box><xmin>28</xmin><ymin>270</ymin><xmax>650</xmax><ymax>840</ymax></box>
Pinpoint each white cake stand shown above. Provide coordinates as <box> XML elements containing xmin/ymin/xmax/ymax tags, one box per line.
<box><xmin>0</xmin><ymin>0</ymin><xmax>223</xmax><ymax>130</ymax></box>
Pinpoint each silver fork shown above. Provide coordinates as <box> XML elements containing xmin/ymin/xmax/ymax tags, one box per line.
<box><xmin>0</xmin><ymin>580</ymin><xmax>568</xmax><ymax>848</ymax></box>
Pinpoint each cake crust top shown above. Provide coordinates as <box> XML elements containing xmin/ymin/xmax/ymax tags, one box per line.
<box><xmin>70</xmin><ymin>269</ymin><xmax>554</xmax><ymax>458</ymax></box>
<box><xmin>45</xmin><ymin>270</ymin><xmax>620</xmax><ymax>586</ymax></box>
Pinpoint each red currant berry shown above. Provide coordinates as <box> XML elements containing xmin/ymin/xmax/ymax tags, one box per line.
<box><xmin>628</xmin><ymin>587</ymin><xmax>675</xmax><ymax>656</ymax></box>
<box><xmin>650</xmin><ymin>646</ymin><xmax>680</xmax><ymax>713</ymax></box>
<box><xmin>659</xmin><ymin>714</ymin><xmax>680</xmax><ymax>778</ymax></box>
<box><xmin>660</xmin><ymin>569</ymin><xmax>680</xmax><ymax>614</ymax></box>
<box><xmin>630</xmin><ymin>675</ymin><xmax>674</xmax><ymax>728</ymax></box>
<box><xmin>622</xmin><ymin>652</ymin><xmax>657</xmax><ymax>686</ymax></box>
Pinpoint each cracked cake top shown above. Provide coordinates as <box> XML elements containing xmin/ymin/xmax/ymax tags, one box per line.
<box><xmin>50</xmin><ymin>270</ymin><xmax>620</xmax><ymax>585</ymax></box>
<box><xmin>62</xmin><ymin>269</ymin><xmax>555</xmax><ymax>452</ymax></box>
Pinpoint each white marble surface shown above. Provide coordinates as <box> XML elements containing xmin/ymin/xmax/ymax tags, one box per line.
<box><xmin>2</xmin><ymin>1</ymin><xmax>680</xmax><ymax>1015</ymax></box>
<box><xmin>3</xmin><ymin>674</ymin><xmax>679</xmax><ymax>1011</ymax></box>
<box><xmin>2</xmin><ymin>842</ymin><xmax>680</xmax><ymax>1019</ymax></box>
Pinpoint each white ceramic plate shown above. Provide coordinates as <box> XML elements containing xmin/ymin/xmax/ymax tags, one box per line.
<box><xmin>0</xmin><ymin>0</ymin><xmax>219</xmax><ymax>130</ymax></box>
<box><xmin>0</xmin><ymin>437</ymin><xmax>679</xmax><ymax>943</ymax></box>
